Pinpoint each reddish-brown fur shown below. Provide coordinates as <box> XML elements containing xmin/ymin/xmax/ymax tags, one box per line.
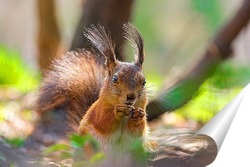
<box><xmin>37</xmin><ymin>24</ymin><xmax>148</xmax><ymax>160</ymax></box>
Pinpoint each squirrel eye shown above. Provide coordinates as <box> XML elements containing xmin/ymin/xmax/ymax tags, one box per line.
<box><xmin>112</xmin><ymin>75</ymin><xmax>118</xmax><ymax>84</ymax></box>
<box><xmin>142</xmin><ymin>80</ymin><xmax>146</xmax><ymax>87</ymax></box>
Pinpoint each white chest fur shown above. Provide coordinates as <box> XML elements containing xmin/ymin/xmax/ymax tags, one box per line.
<box><xmin>98</xmin><ymin>118</ymin><xmax>146</xmax><ymax>167</ymax></box>
<box><xmin>106</xmin><ymin>118</ymin><xmax>138</xmax><ymax>152</ymax></box>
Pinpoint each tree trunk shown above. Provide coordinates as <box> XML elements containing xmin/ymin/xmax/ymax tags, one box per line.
<box><xmin>70</xmin><ymin>0</ymin><xmax>134</xmax><ymax>61</ymax></box>
<box><xmin>37</xmin><ymin>0</ymin><xmax>61</xmax><ymax>73</ymax></box>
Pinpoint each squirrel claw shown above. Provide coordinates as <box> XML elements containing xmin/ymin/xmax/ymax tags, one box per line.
<box><xmin>129</xmin><ymin>107</ymin><xmax>145</xmax><ymax>121</ymax></box>
<box><xmin>114</xmin><ymin>104</ymin><xmax>133</xmax><ymax>118</ymax></box>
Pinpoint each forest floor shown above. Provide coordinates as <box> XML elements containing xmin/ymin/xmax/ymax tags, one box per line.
<box><xmin>0</xmin><ymin>88</ymin><xmax>215</xmax><ymax>167</ymax></box>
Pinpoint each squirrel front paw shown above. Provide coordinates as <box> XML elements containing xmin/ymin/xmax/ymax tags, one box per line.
<box><xmin>114</xmin><ymin>104</ymin><xmax>133</xmax><ymax>119</ymax></box>
<box><xmin>129</xmin><ymin>107</ymin><xmax>145</xmax><ymax>123</ymax></box>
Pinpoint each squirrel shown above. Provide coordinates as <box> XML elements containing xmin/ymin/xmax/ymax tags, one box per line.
<box><xmin>36</xmin><ymin>23</ymin><xmax>148</xmax><ymax>165</ymax></box>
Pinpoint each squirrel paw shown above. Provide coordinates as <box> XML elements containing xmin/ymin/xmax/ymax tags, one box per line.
<box><xmin>114</xmin><ymin>104</ymin><xmax>133</xmax><ymax>119</ymax></box>
<box><xmin>129</xmin><ymin>107</ymin><xmax>145</xmax><ymax>122</ymax></box>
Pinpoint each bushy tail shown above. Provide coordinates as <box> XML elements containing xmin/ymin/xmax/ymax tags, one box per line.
<box><xmin>36</xmin><ymin>24</ymin><xmax>134</xmax><ymax>133</ymax></box>
<box><xmin>36</xmin><ymin>49</ymin><xmax>107</xmax><ymax>132</ymax></box>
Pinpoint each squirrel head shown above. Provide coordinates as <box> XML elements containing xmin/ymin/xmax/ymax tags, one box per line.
<box><xmin>85</xmin><ymin>23</ymin><xmax>146</xmax><ymax>106</ymax></box>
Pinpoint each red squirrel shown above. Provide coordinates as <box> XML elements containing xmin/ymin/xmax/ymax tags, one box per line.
<box><xmin>36</xmin><ymin>23</ymin><xmax>148</xmax><ymax>165</ymax></box>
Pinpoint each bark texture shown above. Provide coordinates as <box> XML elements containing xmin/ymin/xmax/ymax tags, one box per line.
<box><xmin>70</xmin><ymin>0</ymin><xmax>134</xmax><ymax>61</ymax></box>
<box><xmin>37</xmin><ymin>0</ymin><xmax>61</xmax><ymax>73</ymax></box>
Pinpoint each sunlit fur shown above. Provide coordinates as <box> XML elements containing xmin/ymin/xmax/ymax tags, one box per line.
<box><xmin>37</xmin><ymin>23</ymin><xmax>148</xmax><ymax>166</ymax></box>
<box><xmin>101</xmin><ymin>62</ymin><xmax>147</xmax><ymax>106</ymax></box>
<box><xmin>78</xmin><ymin>59</ymin><xmax>148</xmax><ymax>166</ymax></box>
<box><xmin>78</xmin><ymin>24</ymin><xmax>148</xmax><ymax>165</ymax></box>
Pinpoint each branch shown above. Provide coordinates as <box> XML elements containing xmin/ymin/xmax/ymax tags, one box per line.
<box><xmin>147</xmin><ymin>128</ymin><xmax>217</xmax><ymax>167</ymax></box>
<box><xmin>147</xmin><ymin>0</ymin><xmax>250</xmax><ymax>121</ymax></box>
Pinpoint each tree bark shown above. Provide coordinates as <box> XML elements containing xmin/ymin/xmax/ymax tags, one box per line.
<box><xmin>147</xmin><ymin>0</ymin><xmax>250</xmax><ymax>121</ymax></box>
<box><xmin>70</xmin><ymin>0</ymin><xmax>134</xmax><ymax>61</ymax></box>
<box><xmin>37</xmin><ymin>0</ymin><xmax>61</xmax><ymax>73</ymax></box>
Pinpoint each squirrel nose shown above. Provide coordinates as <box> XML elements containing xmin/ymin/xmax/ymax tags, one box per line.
<box><xmin>127</xmin><ymin>93</ymin><xmax>136</xmax><ymax>101</ymax></box>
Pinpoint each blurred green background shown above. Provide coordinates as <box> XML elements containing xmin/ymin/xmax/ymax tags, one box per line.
<box><xmin>0</xmin><ymin>0</ymin><xmax>250</xmax><ymax>142</ymax></box>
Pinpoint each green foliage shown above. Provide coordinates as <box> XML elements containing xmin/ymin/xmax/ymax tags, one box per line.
<box><xmin>4</xmin><ymin>137</ymin><xmax>25</xmax><ymax>147</ymax></box>
<box><xmin>89</xmin><ymin>152</ymin><xmax>105</xmax><ymax>164</ymax></box>
<box><xmin>43</xmin><ymin>134</ymin><xmax>150</xmax><ymax>166</ymax></box>
<box><xmin>70</xmin><ymin>134</ymin><xmax>89</xmax><ymax>149</ymax></box>
<box><xmin>43</xmin><ymin>134</ymin><xmax>104</xmax><ymax>167</ymax></box>
<box><xmin>0</xmin><ymin>45</ymin><xmax>39</xmax><ymax>92</ymax></box>
<box><xmin>176</xmin><ymin>60</ymin><xmax>250</xmax><ymax>123</ymax></box>
<box><xmin>191</xmin><ymin>0</ymin><xmax>223</xmax><ymax>31</ymax></box>
<box><xmin>43</xmin><ymin>143</ymin><xmax>71</xmax><ymax>156</ymax></box>
<box><xmin>130</xmin><ymin>138</ymin><xmax>149</xmax><ymax>163</ymax></box>
<box><xmin>211</xmin><ymin>61</ymin><xmax>250</xmax><ymax>89</ymax></box>
<box><xmin>69</xmin><ymin>134</ymin><xmax>99</xmax><ymax>151</ymax></box>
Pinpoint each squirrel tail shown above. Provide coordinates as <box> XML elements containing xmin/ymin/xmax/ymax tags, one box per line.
<box><xmin>36</xmin><ymin>24</ymin><xmax>116</xmax><ymax>133</ymax></box>
<box><xmin>36</xmin><ymin>24</ymin><xmax>137</xmax><ymax>133</ymax></box>
<box><xmin>36</xmin><ymin>49</ymin><xmax>106</xmax><ymax>132</ymax></box>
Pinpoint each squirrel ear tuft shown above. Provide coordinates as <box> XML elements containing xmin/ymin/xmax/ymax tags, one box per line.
<box><xmin>84</xmin><ymin>24</ymin><xmax>117</xmax><ymax>71</ymax></box>
<box><xmin>123</xmin><ymin>23</ymin><xmax>144</xmax><ymax>68</ymax></box>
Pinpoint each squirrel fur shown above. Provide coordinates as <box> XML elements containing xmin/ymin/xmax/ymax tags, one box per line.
<box><xmin>36</xmin><ymin>23</ymin><xmax>148</xmax><ymax>164</ymax></box>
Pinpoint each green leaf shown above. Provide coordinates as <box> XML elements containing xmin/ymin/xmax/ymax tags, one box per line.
<box><xmin>130</xmin><ymin>139</ymin><xmax>148</xmax><ymax>163</ymax></box>
<box><xmin>43</xmin><ymin>143</ymin><xmax>71</xmax><ymax>155</ymax></box>
<box><xmin>89</xmin><ymin>152</ymin><xmax>105</xmax><ymax>164</ymax></box>
<box><xmin>60</xmin><ymin>152</ymin><xmax>72</xmax><ymax>159</ymax></box>
<box><xmin>4</xmin><ymin>138</ymin><xmax>24</xmax><ymax>147</ymax></box>
<box><xmin>70</xmin><ymin>134</ymin><xmax>100</xmax><ymax>151</ymax></box>
<box><xmin>70</xmin><ymin>134</ymin><xmax>91</xmax><ymax>148</ymax></box>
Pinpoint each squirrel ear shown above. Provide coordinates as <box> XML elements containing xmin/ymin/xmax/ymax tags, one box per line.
<box><xmin>84</xmin><ymin>24</ymin><xmax>117</xmax><ymax>71</ymax></box>
<box><xmin>123</xmin><ymin>23</ymin><xmax>144</xmax><ymax>68</ymax></box>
